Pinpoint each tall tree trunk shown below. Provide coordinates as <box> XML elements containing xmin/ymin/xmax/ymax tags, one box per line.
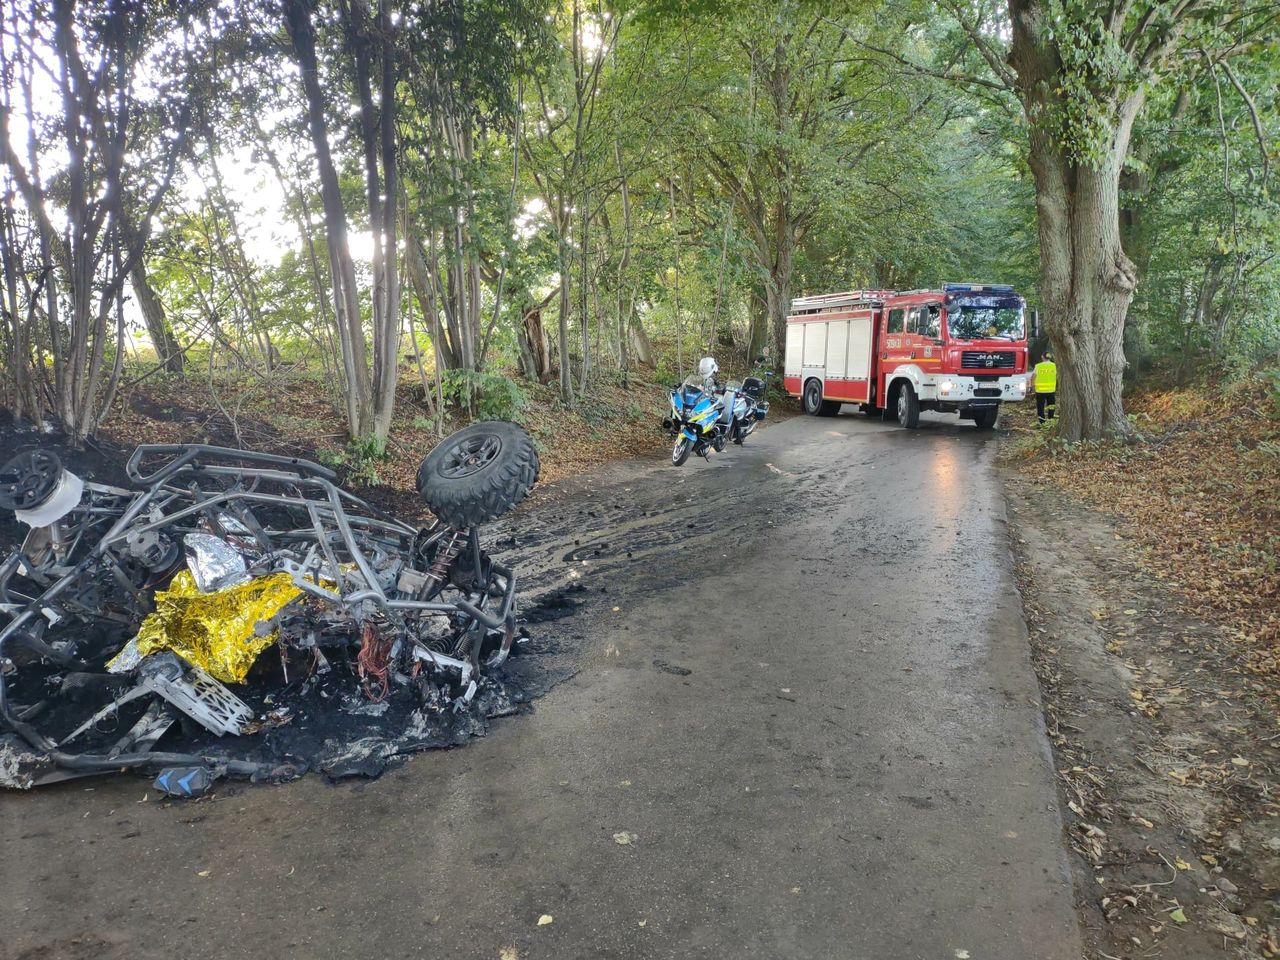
<box><xmin>129</xmin><ymin>262</ymin><xmax>183</xmax><ymax>374</ymax></box>
<box><xmin>1028</xmin><ymin>135</ymin><xmax>1138</xmax><ymax>441</ymax></box>
<box><xmin>747</xmin><ymin>287</ymin><xmax>768</xmax><ymax>363</ymax></box>
<box><xmin>1024</xmin><ymin>140</ymin><xmax>1136</xmax><ymax>442</ymax></box>
<box><xmin>368</xmin><ymin>0</ymin><xmax>401</xmax><ymax>443</ymax></box>
<box><xmin>284</xmin><ymin>0</ymin><xmax>370</xmax><ymax>438</ymax></box>
<box><xmin>630</xmin><ymin>312</ymin><xmax>656</xmax><ymax>368</ymax></box>
<box><xmin>765</xmin><ymin>226</ymin><xmax>794</xmax><ymax>355</ymax></box>
<box><xmin>405</xmin><ymin>231</ymin><xmax>459</xmax><ymax>369</ymax></box>
<box><xmin>556</xmin><ymin>234</ymin><xmax>573</xmax><ymax>403</ymax></box>
<box><xmin>0</xmin><ymin>204</ymin><xmax>39</xmax><ymax>419</ymax></box>
<box><xmin>1011</xmin><ymin>0</ymin><xmax>1142</xmax><ymax>442</ymax></box>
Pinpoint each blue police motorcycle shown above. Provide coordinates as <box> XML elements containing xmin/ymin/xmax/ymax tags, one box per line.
<box><xmin>662</xmin><ymin>358</ymin><xmax>772</xmax><ymax>466</ymax></box>
<box><xmin>664</xmin><ymin>375</ymin><xmax>728</xmax><ymax>465</ymax></box>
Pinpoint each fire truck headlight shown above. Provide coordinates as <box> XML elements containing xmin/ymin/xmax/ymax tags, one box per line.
<box><xmin>939</xmin><ymin>380</ymin><xmax>954</xmax><ymax>394</ymax></box>
<box><xmin>1013</xmin><ymin>379</ymin><xmax>1027</xmax><ymax>397</ymax></box>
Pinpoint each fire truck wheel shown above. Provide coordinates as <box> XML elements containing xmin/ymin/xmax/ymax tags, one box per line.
<box><xmin>896</xmin><ymin>384</ymin><xmax>920</xmax><ymax>429</ymax></box>
<box><xmin>974</xmin><ymin>408</ymin><xmax>999</xmax><ymax>429</ymax></box>
<box><xmin>803</xmin><ymin>379</ymin><xmax>840</xmax><ymax>417</ymax></box>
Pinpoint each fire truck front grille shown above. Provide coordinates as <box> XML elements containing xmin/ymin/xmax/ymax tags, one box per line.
<box><xmin>961</xmin><ymin>351</ymin><xmax>1015</xmax><ymax>369</ymax></box>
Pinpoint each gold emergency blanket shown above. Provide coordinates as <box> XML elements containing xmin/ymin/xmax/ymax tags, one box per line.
<box><xmin>128</xmin><ymin>570</ymin><xmax>303</xmax><ymax>684</ymax></box>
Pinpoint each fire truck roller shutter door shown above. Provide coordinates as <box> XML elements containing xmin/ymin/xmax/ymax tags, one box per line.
<box><xmin>778</xmin><ymin>327</ymin><xmax>798</xmax><ymax>378</ymax></box>
<box><xmin>803</xmin><ymin>321</ymin><xmax>827</xmax><ymax>367</ymax></box>
<box><xmin>827</xmin><ymin>320</ymin><xmax>849</xmax><ymax>378</ymax></box>
<box><xmin>848</xmin><ymin>316</ymin><xmax>872</xmax><ymax>378</ymax></box>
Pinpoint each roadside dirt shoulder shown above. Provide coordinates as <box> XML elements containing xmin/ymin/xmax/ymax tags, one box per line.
<box><xmin>1005</xmin><ymin>474</ymin><xmax>1280</xmax><ymax>960</ymax></box>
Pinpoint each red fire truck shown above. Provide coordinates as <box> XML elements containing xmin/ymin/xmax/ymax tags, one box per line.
<box><xmin>783</xmin><ymin>284</ymin><xmax>1032</xmax><ymax>429</ymax></box>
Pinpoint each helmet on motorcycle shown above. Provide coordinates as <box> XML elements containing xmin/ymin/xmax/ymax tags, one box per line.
<box><xmin>698</xmin><ymin>356</ymin><xmax>718</xmax><ymax>378</ymax></box>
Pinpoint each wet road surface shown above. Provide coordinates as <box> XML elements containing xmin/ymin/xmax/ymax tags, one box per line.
<box><xmin>0</xmin><ymin>411</ymin><xmax>1080</xmax><ymax>960</ymax></box>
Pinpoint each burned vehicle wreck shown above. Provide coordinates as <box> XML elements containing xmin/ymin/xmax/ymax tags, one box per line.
<box><xmin>0</xmin><ymin>421</ymin><xmax>541</xmax><ymax>791</ymax></box>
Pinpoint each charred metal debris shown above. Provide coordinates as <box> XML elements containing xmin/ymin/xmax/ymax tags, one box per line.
<box><xmin>0</xmin><ymin>421</ymin><xmax>542</xmax><ymax>791</ymax></box>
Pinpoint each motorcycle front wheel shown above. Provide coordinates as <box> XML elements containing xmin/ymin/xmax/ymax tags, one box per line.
<box><xmin>672</xmin><ymin>435</ymin><xmax>692</xmax><ymax>466</ymax></box>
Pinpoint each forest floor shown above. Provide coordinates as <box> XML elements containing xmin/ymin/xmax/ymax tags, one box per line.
<box><xmin>1000</xmin><ymin>381</ymin><xmax>1280</xmax><ymax>960</ymax></box>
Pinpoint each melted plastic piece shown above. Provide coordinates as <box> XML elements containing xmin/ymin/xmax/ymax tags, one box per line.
<box><xmin>153</xmin><ymin>765</ymin><xmax>218</xmax><ymax>798</ymax></box>
<box><xmin>138</xmin><ymin>652</ymin><xmax>253</xmax><ymax>736</ymax></box>
<box><xmin>116</xmin><ymin>570</ymin><xmax>302</xmax><ymax>683</ymax></box>
<box><xmin>14</xmin><ymin>470</ymin><xmax>83</xmax><ymax>528</ymax></box>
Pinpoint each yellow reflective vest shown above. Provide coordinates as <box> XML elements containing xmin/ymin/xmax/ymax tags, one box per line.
<box><xmin>1034</xmin><ymin>360</ymin><xmax>1057</xmax><ymax>394</ymax></box>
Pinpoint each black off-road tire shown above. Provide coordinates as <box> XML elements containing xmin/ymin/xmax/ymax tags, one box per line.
<box><xmin>416</xmin><ymin>421</ymin><xmax>540</xmax><ymax>527</ymax></box>
<box><xmin>974</xmin><ymin>408</ymin><xmax>999</xmax><ymax>430</ymax></box>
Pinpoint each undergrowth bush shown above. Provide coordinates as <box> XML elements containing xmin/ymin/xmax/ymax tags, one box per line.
<box><xmin>440</xmin><ymin>370</ymin><xmax>529</xmax><ymax>422</ymax></box>
<box><xmin>316</xmin><ymin>435</ymin><xmax>386</xmax><ymax>486</ymax></box>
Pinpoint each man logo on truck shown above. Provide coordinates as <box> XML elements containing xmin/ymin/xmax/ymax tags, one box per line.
<box><xmin>783</xmin><ymin>284</ymin><xmax>1032</xmax><ymax>431</ymax></box>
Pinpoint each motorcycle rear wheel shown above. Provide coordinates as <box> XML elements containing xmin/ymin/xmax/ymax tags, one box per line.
<box><xmin>672</xmin><ymin>436</ymin><xmax>692</xmax><ymax>466</ymax></box>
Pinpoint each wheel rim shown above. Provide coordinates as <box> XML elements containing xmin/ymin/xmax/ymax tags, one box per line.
<box><xmin>672</xmin><ymin>438</ymin><xmax>688</xmax><ymax>463</ymax></box>
<box><xmin>897</xmin><ymin>391</ymin><xmax>907</xmax><ymax>421</ymax></box>
<box><xmin>436</xmin><ymin>433</ymin><xmax>503</xmax><ymax>479</ymax></box>
<box><xmin>0</xmin><ymin>450</ymin><xmax>62</xmax><ymax>511</ymax></box>
<box><xmin>805</xmin><ymin>383</ymin><xmax>818</xmax><ymax>412</ymax></box>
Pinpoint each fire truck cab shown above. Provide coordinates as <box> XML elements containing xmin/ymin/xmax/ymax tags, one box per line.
<box><xmin>783</xmin><ymin>284</ymin><xmax>1032</xmax><ymax>429</ymax></box>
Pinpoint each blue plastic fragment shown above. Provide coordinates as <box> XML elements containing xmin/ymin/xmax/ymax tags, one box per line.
<box><xmin>152</xmin><ymin>765</ymin><xmax>216</xmax><ymax>798</ymax></box>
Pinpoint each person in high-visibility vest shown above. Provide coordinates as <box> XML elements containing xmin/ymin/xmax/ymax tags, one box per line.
<box><xmin>1034</xmin><ymin>351</ymin><xmax>1057</xmax><ymax>423</ymax></box>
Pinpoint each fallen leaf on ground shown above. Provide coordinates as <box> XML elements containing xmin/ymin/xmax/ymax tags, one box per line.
<box><xmin>613</xmin><ymin>831</ymin><xmax>638</xmax><ymax>845</ymax></box>
<box><xmin>537</xmin><ymin>915</ymin><xmax>554</xmax><ymax>926</ymax></box>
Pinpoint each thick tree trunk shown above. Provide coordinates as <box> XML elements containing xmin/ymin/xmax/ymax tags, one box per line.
<box><xmin>523</xmin><ymin>306</ymin><xmax>553</xmax><ymax>382</ymax></box>
<box><xmin>1031</xmin><ymin>144</ymin><xmax>1137</xmax><ymax>441</ymax></box>
<box><xmin>1011</xmin><ymin>0</ymin><xmax>1140</xmax><ymax>442</ymax></box>
<box><xmin>765</xmin><ymin>233</ymin><xmax>794</xmax><ymax>356</ymax></box>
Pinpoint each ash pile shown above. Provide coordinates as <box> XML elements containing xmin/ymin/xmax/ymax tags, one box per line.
<box><xmin>0</xmin><ymin>421</ymin><xmax>549</xmax><ymax>794</ymax></box>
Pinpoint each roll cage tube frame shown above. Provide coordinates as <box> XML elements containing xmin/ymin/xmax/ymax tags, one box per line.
<box><xmin>0</xmin><ymin>444</ymin><xmax>518</xmax><ymax>770</ymax></box>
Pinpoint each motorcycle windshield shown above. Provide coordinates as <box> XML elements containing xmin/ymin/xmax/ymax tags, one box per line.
<box><xmin>678</xmin><ymin>379</ymin><xmax>708</xmax><ymax>408</ymax></box>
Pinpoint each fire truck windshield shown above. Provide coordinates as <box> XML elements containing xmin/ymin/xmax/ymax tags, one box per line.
<box><xmin>946</xmin><ymin>302</ymin><xmax>1025</xmax><ymax>341</ymax></box>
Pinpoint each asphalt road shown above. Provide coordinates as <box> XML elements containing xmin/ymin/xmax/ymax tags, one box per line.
<box><xmin>0</xmin><ymin>409</ymin><xmax>1081</xmax><ymax>960</ymax></box>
